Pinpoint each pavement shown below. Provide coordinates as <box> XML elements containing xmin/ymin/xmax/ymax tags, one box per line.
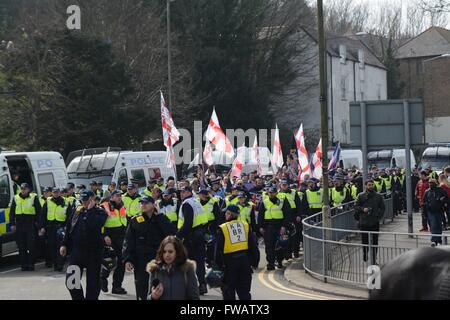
<box><xmin>282</xmin><ymin>210</ymin><xmax>450</xmax><ymax>299</ymax></box>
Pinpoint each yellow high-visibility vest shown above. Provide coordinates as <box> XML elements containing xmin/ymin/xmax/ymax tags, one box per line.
<box><xmin>14</xmin><ymin>194</ymin><xmax>37</xmax><ymax>215</ymax></box>
<box><xmin>237</xmin><ymin>203</ymin><xmax>252</xmax><ymax>224</ymax></box>
<box><xmin>278</xmin><ymin>190</ymin><xmax>297</xmax><ymax>209</ymax></box>
<box><xmin>102</xmin><ymin>202</ymin><xmax>127</xmax><ymax>228</ymax></box>
<box><xmin>202</xmin><ymin>198</ymin><xmax>216</xmax><ymax>222</ymax></box>
<box><xmin>46</xmin><ymin>198</ymin><xmax>67</xmax><ymax>222</ymax></box>
<box><xmin>177</xmin><ymin>197</ymin><xmax>208</xmax><ymax>229</ymax></box>
<box><xmin>220</xmin><ymin>220</ymin><xmax>249</xmax><ymax>254</ymax></box>
<box><xmin>331</xmin><ymin>188</ymin><xmax>346</xmax><ymax>206</ymax></box>
<box><xmin>159</xmin><ymin>199</ymin><xmax>178</xmax><ymax>223</ymax></box>
<box><xmin>263</xmin><ymin>198</ymin><xmax>284</xmax><ymax>220</ymax></box>
<box><xmin>306</xmin><ymin>189</ymin><xmax>322</xmax><ymax>209</ymax></box>
<box><xmin>123</xmin><ymin>194</ymin><xmax>142</xmax><ymax>218</ymax></box>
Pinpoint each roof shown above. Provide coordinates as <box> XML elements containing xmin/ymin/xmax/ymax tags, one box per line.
<box><xmin>299</xmin><ymin>26</ymin><xmax>386</xmax><ymax>70</ymax></box>
<box><xmin>396</xmin><ymin>27</ymin><xmax>450</xmax><ymax>59</ymax></box>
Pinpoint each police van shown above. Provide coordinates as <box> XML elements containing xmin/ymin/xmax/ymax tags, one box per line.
<box><xmin>419</xmin><ymin>144</ymin><xmax>450</xmax><ymax>174</ymax></box>
<box><xmin>0</xmin><ymin>151</ymin><xmax>68</xmax><ymax>258</ymax></box>
<box><xmin>66</xmin><ymin>148</ymin><xmax>177</xmax><ymax>190</ymax></box>
<box><xmin>327</xmin><ymin>149</ymin><xmax>363</xmax><ymax>170</ymax></box>
<box><xmin>367</xmin><ymin>149</ymin><xmax>416</xmax><ymax>170</ymax></box>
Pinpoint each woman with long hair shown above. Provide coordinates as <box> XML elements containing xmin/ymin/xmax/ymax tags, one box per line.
<box><xmin>146</xmin><ymin>236</ymin><xmax>200</xmax><ymax>300</ymax></box>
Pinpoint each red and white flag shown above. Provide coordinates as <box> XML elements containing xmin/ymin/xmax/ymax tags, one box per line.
<box><xmin>271</xmin><ymin>124</ymin><xmax>284</xmax><ymax>173</ymax></box>
<box><xmin>203</xmin><ymin>139</ymin><xmax>214</xmax><ymax>166</ymax></box>
<box><xmin>294</xmin><ymin>124</ymin><xmax>311</xmax><ymax>181</ymax></box>
<box><xmin>165</xmin><ymin>145</ymin><xmax>176</xmax><ymax>168</ymax></box>
<box><xmin>160</xmin><ymin>91</ymin><xmax>180</xmax><ymax>148</ymax></box>
<box><xmin>312</xmin><ymin>138</ymin><xmax>323</xmax><ymax>179</ymax></box>
<box><xmin>205</xmin><ymin>108</ymin><xmax>234</xmax><ymax>158</ymax></box>
<box><xmin>231</xmin><ymin>144</ymin><xmax>245</xmax><ymax>178</ymax></box>
<box><xmin>252</xmin><ymin>136</ymin><xmax>261</xmax><ymax>175</ymax></box>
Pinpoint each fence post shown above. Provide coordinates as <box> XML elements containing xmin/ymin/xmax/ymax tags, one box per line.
<box><xmin>322</xmin><ymin>227</ymin><xmax>327</xmax><ymax>283</ymax></box>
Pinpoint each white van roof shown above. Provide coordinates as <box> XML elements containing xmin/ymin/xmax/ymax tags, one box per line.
<box><xmin>2</xmin><ymin>151</ymin><xmax>65</xmax><ymax>161</ymax></box>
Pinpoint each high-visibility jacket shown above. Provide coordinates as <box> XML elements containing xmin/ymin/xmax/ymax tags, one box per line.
<box><xmin>306</xmin><ymin>189</ymin><xmax>322</xmax><ymax>209</ymax></box>
<box><xmin>159</xmin><ymin>199</ymin><xmax>178</xmax><ymax>223</ymax></box>
<box><xmin>143</xmin><ymin>188</ymin><xmax>153</xmax><ymax>197</ymax></box>
<box><xmin>102</xmin><ymin>202</ymin><xmax>127</xmax><ymax>228</ymax></box>
<box><xmin>122</xmin><ymin>194</ymin><xmax>142</xmax><ymax>218</ymax></box>
<box><xmin>429</xmin><ymin>171</ymin><xmax>439</xmax><ymax>180</ymax></box>
<box><xmin>65</xmin><ymin>195</ymin><xmax>77</xmax><ymax>208</ymax></box>
<box><xmin>346</xmin><ymin>184</ymin><xmax>358</xmax><ymax>200</ymax></box>
<box><xmin>177</xmin><ymin>197</ymin><xmax>208</xmax><ymax>229</ymax></box>
<box><xmin>156</xmin><ymin>184</ymin><xmax>166</xmax><ymax>191</ymax></box>
<box><xmin>262</xmin><ymin>198</ymin><xmax>284</xmax><ymax>220</ymax></box>
<box><xmin>381</xmin><ymin>176</ymin><xmax>392</xmax><ymax>191</ymax></box>
<box><xmin>40</xmin><ymin>197</ymin><xmax>46</xmax><ymax>207</ymax></box>
<box><xmin>278</xmin><ymin>190</ymin><xmax>297</xmax><ymax>209</ymax></box>
<box><xmin>202</xmin><ymin>198</ymin><xmax>216</xmax><ymax>222</ymax></box>
<box><xmin>225</xmin><ymin>195</ymin><xmax>239</xmax><ymax>206</ymax></box>
<box><xmin>331</xmin><ymin>188</ymin><xmax>346</xmax><ymax>206</ymax></box>
<box><xmin>220</xmin><ymin>220</ymin><xmax>250</xmax><ymax>254</ymax></box>
<box><xmin>46</xmin><ymin>198</ymin><xmax>67</xmax><ymax>222</ymax></box>
<box><xmin>14</xmin><ymin>194</ymin><xmax>37</xmax><ymax>215</ymax></box>
<box><xmin>237</xmin><ymin>202</ymin><xmax>253</xmax><ymax>224</ymax></box>
<box><xmin>373</xmin><ymin>180</ymin><xmax>384</xmax><ymax>193</ymax></box>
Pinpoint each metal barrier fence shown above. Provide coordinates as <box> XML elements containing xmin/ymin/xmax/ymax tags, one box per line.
<box><xmin>302</xmin><ymin>195</ymin><xmax>449</xmax><ymax>287</ymax></box>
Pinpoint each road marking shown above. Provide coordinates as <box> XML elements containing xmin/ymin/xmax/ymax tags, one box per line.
<box><xmin>267</xmin><ymin>271</ymin><xmax>340</xmax><ymax>300</ymax></box>
<box><xmin>0</xmin><ymin>262</ymin><xmax>45</xmax><ymax>274</ymax></box>
<box><xmin>257</xmin><ymin>269</ymin><xmax>328</xmax><ymax>300</ymax></box>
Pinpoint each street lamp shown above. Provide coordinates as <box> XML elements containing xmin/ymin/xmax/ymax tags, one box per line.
<box><xmin>167</xmin><ymin>0</ymin><xmax>176</xmax><ymax>113</ymax></box>
<box><xmin>317</xmin><ymin>0</ymin><xmax>331</xmax><ymax>231</ymax></box>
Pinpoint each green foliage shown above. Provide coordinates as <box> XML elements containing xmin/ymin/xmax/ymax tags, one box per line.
<box><xmin>383</xmin><ymin>46</ymin><xmax>405</xmax><ymax>99</ymax></box>
<box><xmin>0</xmin><ymin>30</ymin><xmax>154</xmax><ymax>155</ymax></box>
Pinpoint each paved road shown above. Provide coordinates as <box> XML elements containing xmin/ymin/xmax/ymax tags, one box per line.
<box><xmin>0</xmin><ymin>247</ymin><xmax>341</xmax><ymax>300</ymax></box>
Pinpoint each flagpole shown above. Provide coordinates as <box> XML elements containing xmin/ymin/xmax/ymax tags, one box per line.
<box><xmin>317</xmin><ymin>0</ymin><xmax>331</xmax><ymax>235</ymax></box>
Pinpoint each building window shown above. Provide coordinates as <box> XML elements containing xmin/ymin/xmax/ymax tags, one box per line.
<box><xmin>341</xmin><ymin>76</ymin><xmax>347</xmax><ymax>100</ymax></box>
<box><xmin>339</xmin><ymin>45</ymin><xmax>346</xmax><ymax>64</ymax></box>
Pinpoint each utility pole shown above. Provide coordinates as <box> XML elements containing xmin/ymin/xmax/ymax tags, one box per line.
<box><xmin>317</xmin><ymin>0</ymin><xmax>331</xmax><ymax>231</ymax></box>
<box><xmin>167</xmin><ymin>0</ymin><xmax>174</xmax><ymax>112</ymax></box>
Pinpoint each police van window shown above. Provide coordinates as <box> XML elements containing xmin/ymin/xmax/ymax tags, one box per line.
<box><xmin>148</xmin><ymin>168</ymin><xmax>162</xmax><ymax>180</ymax></box>
<box><xmin>38</xmin><ymin>173</ymin><xmax>55</xmax><ymax>192</ymax></box>
<box><xmin>0</xmin><ymin>175</ymin><xmax>11</xmax><ymax>208</ymax></box>
<box><xmin>118</xmin><ymin>169</ymin><xmax>128</xmax><ymax>185</ymax></box>
<box><xmin>131</xmin><ymin>169</ymin><xmax>146</xmax><ymax>188</ymax></box>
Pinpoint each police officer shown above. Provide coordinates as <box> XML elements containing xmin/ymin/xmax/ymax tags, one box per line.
<box><xmin>40</xmin><ymin>187</ymin><xmax>53</xmax><ymax>207</ymax></box>
<box><xmin>305</xmin><ymin>179</ymin><xmax>322</xmax><ymax>215</ymax></box>
<box><xmin>330</xmin><ymin>176</ymin><xmax>353</xmax><ymax>207</ymax></box>
<box><xmin>380</xmin><ymin>169</ymin><xmax>392</xmax><ymax>193</ymax></box>
<box><xmin>122</xmin><ymin>195</ymin><xmax>176</xmax><ymax>300</ymax></box>
<box><xmin>225</xmin><ymin>186</ymin><xmax>240</xmax><ymax>206</ymax></box>
<box><xmin>9</xmin><ymin>183</ymin><xmax>42</xmax><ymax>271</ymax></box>
<box><xmin>176</xmin><ymin>185</ymin><xmax>209</xmax><ymax>295</ymax></box>
<box><xmin>143</xmin><ymin>179</ymin><xmax>156</xmax><ymax>197</ymax></box>
<box><xmin>372</xmin><ymin>172</ymin><xmax>386</xmax><ymax>194</ymax></box>
<box><xmin>119</xmin><ymin>181</ymin><xmax>128</xmax><ymax>195</ymax></box>
<box><xmin>38</xmin><ymin>186</ymin><xmax>53</xmax><ymax>264</ymax></box>
<box><xmin>277</xmin><ymin>180</ymin><xmax>302</xmax><ymax>259</ymax></box>
<box><xmin>197</xmin><ymin>188</ymin><xmax>222</xmax><ymax>268</ymax></box>
<box><xmin>210</xmin><ymin>178</ymin><xmax>226</xmax><ymax>201</ymax></box>
<box><xmin>236</xmin><ymin>192</ymin><xmax>257</xmax><ymax>229</ymax></box>
<box><xmin>40</xmin><ymin>187</ymin><xmax>68</xmax><ymax>271</ymax></box>
<box><xmin>257</xmin><ymin>186</ymin><xmax>292</xmax><ymax>270</ymax></box>
<box><xmin>159</xmin><ymin>189</ymin><xmax>179</xmax><ymax>227</ymax></box>
<box><xmin>60</xmin><ymin>190</ymin><xmax>108</xmax><ymax>300</ymax></box>
<box><xmin>214</xmin><ymin>205</ymin><xmax>259</xmax><ymax>300</ymax></box>
<box><xmin>122</xmin><ymin>183</ymin><xmax>142</xmax><ymax>220</ymax></box>
<box><xmin>100</xmin><ymin>190</ymin><xmax>128</xmax><ymax>294</ymax></box>
<box><xmin>391</xmin><ymin>168</ymin><xmax>405</xmax><ymax>216</ymax></box>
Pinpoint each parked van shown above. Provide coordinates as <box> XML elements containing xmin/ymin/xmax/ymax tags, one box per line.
<box><xmin>367</xmin><ymin>149</ymin><xmax>416</xmax><ymax>170</ymax></box>
<box><xmin>419</xmin><ymin>145</ymin><xmax>450</xmax><ymax>174</ymax></box>
<box><xmin>66</xmin><ymin>148</ymin><xmax>177</xmax><ymax>189</ymax></box>
<box><xmin>0</xmin><ymin>151</ymin><xmax>68</xmax><ymax>258</ymax></box>
<box><xmin>327</xmin><ymin>149</ymin><xmax>363</xmax><ymax>170</ymax></box>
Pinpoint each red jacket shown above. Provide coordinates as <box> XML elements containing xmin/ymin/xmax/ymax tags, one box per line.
<box><xmin>440</xmin><ymin>183</ymin><xmax>450</xmax><ymax>197</ymax></box>
<box><xmin>415</xmin><ymin>179</ymin><xmax>429</xmax><ymax>208</ymax></box>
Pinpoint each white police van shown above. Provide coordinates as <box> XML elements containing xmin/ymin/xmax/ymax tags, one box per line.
<box><xmin>66</xmin><ymin>148</ymin><xmax>177</xmax><ymax>190</ymax></box>
<box><xmin>419</xmin><ymin>144</ymin><xmax>450</xmax><ymax>174</ymax></box>
<box><xmin>0</xmin><ymin>151</ymin><xmax>68</xmax><ymax>258</ymax></box>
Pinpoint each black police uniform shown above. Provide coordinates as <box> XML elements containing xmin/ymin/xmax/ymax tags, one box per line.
<box><xmin>122</xmin><ymin>212</ymin><xmax>176</xmax><ymax>300</ymax></box>
<box><xmin>200</xmin><ymin>196</ymin><xmax>222</xmax><ymax>267</ymax></box>
<box><xmin>214</xmin><ymin>218</ymin><xmax>259</xmax><ymax>300</ymax></box>
<box><xmin>61</xmin><ymin>203</ymin><xmax>108</xmax><ymax>300</ymax></box>
<box><xmin>9</xmin><ymin>193</ymin><xmax>42</xmax><ymax>270</ymax></box>
<box><xmin>257</xmin><ymin>196</ymin><xmax>292</xmax><ymax>269</ymax></box>
<box><xmin>279</xmin><ymin>189</ymin><xmax>304</xmax><ymax>258</ymax></box>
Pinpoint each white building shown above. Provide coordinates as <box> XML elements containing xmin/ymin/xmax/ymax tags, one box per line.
<box><xmin>271</xmin><ymin>27</ymin><xmax>387</xmax><ymax>145</ymax></box>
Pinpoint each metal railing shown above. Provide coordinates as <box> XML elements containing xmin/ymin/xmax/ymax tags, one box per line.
<box><xmin>302</xmin><ymin>195</ymin><xmax>449</xmax><ymax>287</ymax></box>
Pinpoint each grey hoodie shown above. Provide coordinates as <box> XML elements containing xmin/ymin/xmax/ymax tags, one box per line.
<box><xmin>147</xmin><ymin>259</ymin><xmax>200</xmax><ymax>300</ymax></box>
